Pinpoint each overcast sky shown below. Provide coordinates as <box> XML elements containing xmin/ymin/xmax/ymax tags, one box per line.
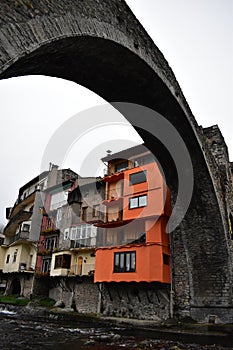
<box><xmin>0</xmin><ymin>0</ymin><xmax>232</xmax><ymax>224</ymax></box>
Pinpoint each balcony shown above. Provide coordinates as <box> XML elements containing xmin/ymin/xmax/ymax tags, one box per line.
<box><xmin>103</xmin><ymin>171</ymin><xmax>124</xmax><ymax>183</ymax></box>
<box><xmin>8</xmin><ymin>231</ymin><xmax>30</xmax><ymax>245</ymax></box>
<box><xmin>88</xmin><ymin>212</ymin><xmax>105</xmax><ymax>224</ymax></box>
<box><xmin>69</xmin><ymin>263</ymin><xmax>95</xmax><ymax>276</ymax></box>
<box><xmin>106</xmin><ymin>188</ymin><xmax>123</xmax><ymax>199</ymax></box>
<box><xmin>8</xmin><ymin>191</ymin><xmax>36</xmax><ymax>220</ymax></box>
<box><xmin>4</xmin><ymin>208</ymin><xmax>32</xmax><ymax>236</ymax></box>
<box><xmin>69</xmin><ymin>237</ymin><xmax>97</xmax><ymax>249</ymax></box>
<box><xmin>103</xmin><ymin>188</ymin><xmax>123</xmax><ymax>205</ymax></box>
<box><xmin>41</xmin><ymin>228</ymin><xmax>60</xmax><ymax>235</ymax></box>
<box><xmin>19</xmin><ymin>263</ymin><xmax>34</xmax><ymax>272</ymax></box>
<box><xmin>96</xmin><ymin>218</ymin><xmax>125</xmax><ymax>229</ymax></box>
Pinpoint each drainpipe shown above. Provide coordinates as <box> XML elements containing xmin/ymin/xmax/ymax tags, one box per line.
<box><xmin>30</xmin><ymin>243</ymin><xmax>38</xmax><ymax>298</ymax></box>
<box><xmin>97</xmin><ymin>283</ymin><xmax>103</xmax><ymax>314</ymax></box>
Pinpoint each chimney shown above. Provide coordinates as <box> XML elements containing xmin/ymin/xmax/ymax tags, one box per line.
<box><xmin>47</xmin><ymin>164</ymin><xmax>59</xmax><ymax>188</ymax></box>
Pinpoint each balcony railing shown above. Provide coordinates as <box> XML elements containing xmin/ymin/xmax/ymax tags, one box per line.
<box><xmin>18</xmin><ymin>263</ymin><xmax>35</xmax><ymax>272</ymax></box>
<box><xmin>103</xmin><ymin>171</ymin><xmax>124</xmax><ymax>183</ymax></box>
<box><xmin>4</xmin><ymin>208</ymin><xmax>32</xmax><ymax>236</ymax></box>
<box><xmin>41</xmin><ymin>227</ymin><xmax>60</xmax><ymax>235</ymax></box>
<box><xmin>90</xmin><ymin>212</ymin><xmax>105</xmax><ymax>223</ymax></box>
<box><xmin>8</xmin><ymin>231</ymin><xmax>30</xmax><ymax>245</ymax></box>
<box><xmin>105</xmin><ymin>189</ymin><xmax>123</xmax><ymax>200</ymax></box>
<box><xmin>69</xmin><ymin>237</ymin><xmax>97</xmax><ymax>249</ymax></box>
<box><xmin>69</xmin><ymin>263</ymin><xmax>95</xmax><ymax>276</ymax></box>
<box><xmin>99</xmin><ymin>233</ymin><xmax>146</xmax><ymax>247</ymax></box>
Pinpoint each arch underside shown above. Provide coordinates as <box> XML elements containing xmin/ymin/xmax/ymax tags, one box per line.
<box><xmin>0</xmin><ymin>0</ymin><xmax>232</xmax><ymax>320</ymax></box>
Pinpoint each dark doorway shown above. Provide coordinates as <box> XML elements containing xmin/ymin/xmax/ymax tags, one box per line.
<box><xmin>10</xmin><ymin>278</ymin><xmax>21</xmax><ymax>295</ymax></box>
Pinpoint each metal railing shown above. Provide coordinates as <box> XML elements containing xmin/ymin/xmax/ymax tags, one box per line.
<box><xmin>9</xmin><ymin>231</ymin><xmax>30</xmax><ymax>245</ymax></box>
<box><xmin>4</xmin><ymin>208</ymin><xmax>31</xmax><ymax>233</ymax></box>
<box><xmin>69</xmin><ymin>237</ymin><xmax>97</xmax><ymax>249</ymax></box>
<box><xmin>69</xmin><ymin>263</ymin><xmax>95</xmax><ymax>276</ymax></box>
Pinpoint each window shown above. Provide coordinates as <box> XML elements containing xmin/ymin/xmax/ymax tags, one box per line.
<box><xmin>6</xmin><ymin>254</ymin><xmax>10</xmax><ymax>264</ymax></box>
<box><xmin>22</xmin><ymin>223</ymin><xmax>30</xmax><ymax>232</ymax></box>
<box><xmin>86</xmin><ymin>225</ymin><xmax>92</xmax><ymax>238</ymax></box>
<box><xmin>70</xmin><ymin>224</ymin><xmax>96</xmax><ymax>248</ymax></box>
<box><xmin>54</xmin><ymin>254</ymin><xmax>71</xmax><ymax>269</ymax></box>
<box><xmin>80</xmin><ymin>226</ymin><xmax>86</xmax><ymax>239</ymax></box>
<box><xmin>129</xmin><ymin>195</ymin><xmax>147</xmax><ymax>209</ymax></box>
<box><xmin>45</xmin><ymin>236</ymin><xmax>57</xmax><ymax>250</ymax></box>
<box><xmin>82</xmin><ymin>207</ymin><xmax>87</xmax><ymax>222</ymax></box>
<box><xmin>163</xmin><ymin>254</ymin><xmax>170</xmax><ymax>265</ymax></box>
<box><xmin>115</xmin><ymin>161</ymin><xmax>128</xmax><ymax>173</ymax></box>
<box><xmin>42</xmin><ymin>258</ymin><xmax>51</xmax><ymax>273</ymax></box>
<box><xmin>114</xmin><ymin>251</ymin><xmax>136</xmax><ymax>272</ymax></box>
<box><xmin>56</xmin><ymin>207</ymin><xmax>63</xmax><ymax>223</ymax></box>
<box><xmin>50</xmin><ymin>191</ymin><xmax>67</xmax><ymax>210</ymax></box>
<box><xmin>76</xmin><ymin>226</ymin><xmax>81</xmax><ymax>239</ymax></box>
<box><xmin>64</xmin><ymin>229</ymin><xmax>69</xmax><ymax>240</ymax></box>
<box><xmin>133</xmin><ymin>154</ymin><xmax>155</xmax><ymax>167</ymax></box>
<box><xmin>13</xmin><ymin>251</ymin><xmax>17</xmax><ymax>263</ymax></box>
<box><xmin>46</xmin><ymin>218</ymin><xmax>51</xmax><ymax>229</ymax></box>
<box><xmin>70</xmin><ymin>227</ymin><xmax>78</xmax><ymax>240</ymax></box>
<box><xmin>90</xmin><ymin>226</ymin><xmax>97</xmax><ymax>238</ymax></box>
<box><xmin>130</xmin><ymin>171</ymin><xmax>147</xmax><ymax>185</ymax></box>
<box><xmin>92</xmin><ymin>204</ymin><xmax>100</xmax><ymax>217</ymax></box>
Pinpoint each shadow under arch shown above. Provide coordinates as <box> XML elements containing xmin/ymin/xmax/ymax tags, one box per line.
<box><xmin>0</xmin><ymin>1</ymin><xmax>232</xmax><ymax>321</ymax></box>
<box><xmin>9</xmin><ymin>278</ymin><xmax>21</xmax><ymax>296</ymax></box>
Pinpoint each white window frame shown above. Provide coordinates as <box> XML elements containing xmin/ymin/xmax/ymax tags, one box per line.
<box><xmin>129</xmin><ymin>195</ymin><xmax>147</xmax><ymax>209</ymax></box>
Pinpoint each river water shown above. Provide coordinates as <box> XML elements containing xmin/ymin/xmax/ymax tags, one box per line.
<box><xmin>0</xmin><ymin>307</ymin><xmax>232</xmax><ymax>350</ymax></box>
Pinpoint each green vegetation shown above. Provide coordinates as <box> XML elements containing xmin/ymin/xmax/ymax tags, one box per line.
<box><xmin>36</xmin><ymin>296</ymin><xmax>55</xmax><ymax>308</ymax></box>
<box><xmin>0</xmin><ymin>294</ymin><xmax>55</xmax><ymax>308</ymax></box>
<box><xmin>0</xmin><ymin>295</ymin><xmax>29</xmax><ymax>306</ymax></box>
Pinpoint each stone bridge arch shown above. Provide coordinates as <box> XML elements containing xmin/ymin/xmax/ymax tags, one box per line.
<box><xmin>0</xmin><ymin>0</ymin><xmax>232</xmax><ymax>321</ymax></box>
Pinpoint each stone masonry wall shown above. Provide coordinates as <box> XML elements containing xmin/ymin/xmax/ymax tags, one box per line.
<box><xmin>5</xmin><ymin>273</ymin><xmax>34</xmax><ymax>298</ymax></box>
<box><xmin>40</xmin><ymin>278</ymin><xmax>170</xmax><ymax>321</ymax></box>
<box><xmin>49</xmin><ymin>276</ymin><xmax>99</xmax><ymax>314</ymax></box>
<box><xmin>201</xmin><ymin>125</ymin><xmax>233</xmax><ymax>225</ymax></box>
<box><xmin>100</xmin><ymin>282</ymin><xmax>170</xmax><ymax>321</ymax></box>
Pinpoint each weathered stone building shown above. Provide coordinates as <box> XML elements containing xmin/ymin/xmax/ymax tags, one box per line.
<box><xmin>0</xmin><ymin>165</ymin><xmax>78</xmax><ymax>298</ymax></box>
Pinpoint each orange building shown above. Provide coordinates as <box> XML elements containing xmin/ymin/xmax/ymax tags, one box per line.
<box><xmin>94</xmin><ymin>144</ymin><xmax>171</xmax><ymax>284</ymax></box>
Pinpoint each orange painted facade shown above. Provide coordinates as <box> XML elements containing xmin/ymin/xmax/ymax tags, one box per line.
<box><xmin>95</xmin><ymin>243</ymin><xmax>170</xmax><ymax>283</ymax></box>
<box><xmin>123</xmin><ymin>162</ymin><xmax>169</xmax><ymax>221</ymax></box>
<box><xmin>94</xmin><ymin>145</ymin><xmax>171</xmax><ymax>284</ymax></box>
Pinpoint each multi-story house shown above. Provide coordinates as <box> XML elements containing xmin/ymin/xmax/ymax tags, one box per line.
<box><xmin>94</xmin><ymin>144</ymin><xmax>171</xmax><ymax>284</ymax></box>
<box><xmin>0</xmin><ymin>171</ymin><xmax>49</xmax><ymax>296</ymax></box>
<box><xmin>36</xmin><ymin>177</ymin><xmax>77</xmax><ymax>276</ymax></box>
<box><xmin>1</xmin><ymin>164</ymin><xmax>77</xmax><ymax>297</ymax></box>
<box><xmin>46</xmin><ymin>177</ymin><xmax>105</xmax><ymax>277</ymax></box>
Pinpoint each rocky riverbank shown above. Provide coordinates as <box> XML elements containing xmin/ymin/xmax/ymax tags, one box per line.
<box><xmin>0</xmin><ymin>303</ymin><xmax>233</xmax><ymax>349</ymax></box>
